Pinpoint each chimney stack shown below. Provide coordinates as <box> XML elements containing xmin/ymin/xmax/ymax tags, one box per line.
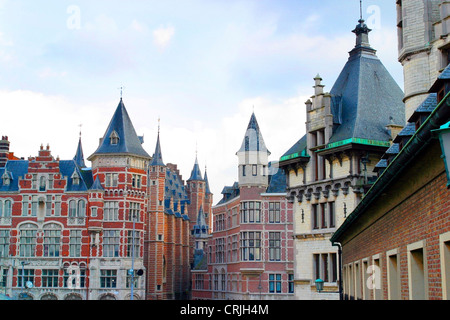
<box><xmin>0</xmin><ymin>136</ymin><xmax>10</xmax><ymax>167</ymax></box>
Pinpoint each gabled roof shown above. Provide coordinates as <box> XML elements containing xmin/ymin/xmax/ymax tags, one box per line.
<box><xmin>88</xmin><ymin>99</ymin><xmax>150</xmax><ymax>160</ymax></box>
<box><xmin>89</xmin><ymin>176</ymin><xmax>104</xmax><ymax>191</ymax></box>
<box><xmin>237</xmin><ymin>113</ymin><xmax>270</xmax><ymax>155</ymax></box>
<box><xmin>328</xmin><ymin>20</ymin><xmax>405</xmax><ymax>144</ymax></box>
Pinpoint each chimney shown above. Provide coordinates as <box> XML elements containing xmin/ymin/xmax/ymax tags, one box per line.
<box><xmin>0</xmin><ymin>136</ymin><xmax>10</xmax><ymax>167</ymax></box>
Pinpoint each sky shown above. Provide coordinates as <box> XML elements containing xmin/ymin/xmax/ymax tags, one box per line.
<box><xmin>0</xmin><ymin>0</ymin><xmax>403</xmax><ymax>203</ymax></box>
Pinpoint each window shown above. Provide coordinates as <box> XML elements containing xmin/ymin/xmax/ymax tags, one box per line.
<box><xmin>104</xmin><ymin>201</ymin><xmax>119</xmax><ymax>221</ymax></box>
<box><xmin>132</xmin><ymin>174</ymin><xmax>141</xmax><ymax>188</ymax></box>
<box><xmin>440</xmin><ymin>232</ymin><xmax>450</xmax><ymax>300</ymax></box>
<box><xmin>242</xmin><ymin>165</ymin><xmax>246</xmax><ymax>177</ymax></box>
<box><xmin>64</xmin><ymin>267</ymin><xmax>86</xmax><ymax>288</ymax></box>
<box><xmin>22</xmin><ymin>196</ymin><xmax>29</xmax><ymax>216</ymax></box>
<box><xmin>100</xmin><ymin>270</ymin><xmax>117</xmax><ymax>288</ymax></box>
<box><xmin>68</xmin><ymin>199</ymin><xmax>86</xmax><ymax>217</ymax></box>
<box><xmin>0</xmin><ymin>230</ymin><xmax>9</xmax><ymax>257</ymax></box>
<box><xmin>240</xmin><ymin>201</ymin><xmax>261</xmax><ymax>223</ymax></box>
<box><xmin>43</xmin><ymin>225</ymin><xmax>61</xmax><ymax>257</ymax></box>
<box><xmin>17</xmin><ymin>269</ymin><xmax>34</xmax><ymax>288</ymax></box>
<box><xmin>1</xmin><ymin>171</ymin><xmax>10</xmax><ymax>185</ymax></box>
<box><xmin>0</xmin><ymin>268</ymin><xmax>8</xmax><ymax>288</ymax></box>
<box><xmin>45</xmin><ymin>195</ymin><xmax>52</xmax><ymax>216</ymax></box>
<box><xmin>39</xmin><ymin>176</ymin><xmax>46</xmax><ymax>191</ymax></box>
<box><xmin>408</xmin><ymin>241</ymin><xmax>427</xmax><ymax>300</ymax></box>
<box><xmin>252</xmin><ymin>164</ymin><xmax>257</xmax><ymax>176</ymax></box>
<box><xmin>215</xmin><ymin>238</ymin><xmax>225</xmax><ymax>263</ymax></box>
<box><xmin>54</xmin><ymin>196</ymin><xmax>61</xmax><ymax>216</ymax></box>
<box><xmin>126</xmin><ymin>270</ymin><xmax>139</xmax><ymax>289</ymax></box>
<box><xmin>269</xmin><ymin>232</ymin><xmax>281</xmax><ymax>261</ymax></box>
<box><xmin>288</xmin><ymin>274</ymin><xmax>294</xmax><ymax>293</ymax></box>
<box><xmin>69</xmin><ymin>230</ymin><xmax>82</xmax><ymax>257</ymax></box>
<box><xmin>126</xmin><ymin>230</ymin><xmax>140</xmax><ymax>258</ymax></box>
<box><xmin>269</xmin><ymin>202</ymin><xmax>280</xmax><ymax>223</ymax></box>
<box><xmin>128</xmin><ymin>202</ymin><xmax>140</xmax><ymax>221</ymax></box>
<box><xmin>19</xmin><ymin>224</ymin><xmax>37</xmax><ymax>257</ymax></box>
<box><xmin>387</xmin><ymin>249</ymin><xmax>400</xmax><ymax>300</ymax></box>
<box><xmin>312</xmin><ymin>202</ymin><xmax>335</xmax><ymax>230</ymax></box>
<box><xmin>240</xmin><ymin>232</ymin><xmax>261</xmax><ymax>261</ymax></box>
<box><xmin>42</xmin><ymin>269</ymin><xmax>59</xmax><ymax>288</ymax></box>
<box><xmin>103</xmin><ymin>230</ymin><xmax>120</xmax><ymax>257</ymax></box>
<box><xmin>269</xmin><ymin>274</ymin><xmax>282</xmax><ymax>293</ymax></box>
<box><xmin>105</xmin><ymin>173</ymin><xmax>119</xmax><ymax>187</ymax></box>
<box><xmin>314</xmin><ymin>253</ymin><xmax>338</xmax><ymax>283</ymax></box>
<box><xmin>110</xmin><ymin>131</ymin><xmax>119</xmax><ymax>145</ymax></box>
<box><xmin>72</xmin><ymin>171</ymin><xmax>80</xmax><ymax>185</ymax></box>
<box><xmin>0</xmin><ymin>199</ymin><xmax>11</xmax><ymax>218</ymax></box>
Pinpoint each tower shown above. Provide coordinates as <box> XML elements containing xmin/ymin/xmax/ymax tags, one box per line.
<box><xmin>236</xmin><ymin>113</ymin><xmax>270</xmax><ymax>190</ymax></box>
<box><xmin>87</xmin><ymin>98</ymin><xmax>150</xmax><ymax>300</ymax></box>
<box><xmin>397</xmin><ymin>0</ymin><xmax>445</xmax><ymax>120</ymax></box>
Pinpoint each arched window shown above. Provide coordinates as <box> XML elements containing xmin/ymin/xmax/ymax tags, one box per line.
<box><xmin>77</xmin><ymin>200</ymin><xmax>86</xmax><ymax>217</ymax></box>
<box><xmin>39</xmin><ymin>176</ymin><xmax>46</xmax><ymax>192</ymax></box>
<box><xmin>69</xmin><ymin>200</ymin><xmax>77</xmax><ymax>217</ymax></box>
<box><xmin>4</xmin><ymin>200</ymin><xmax>11</xmax><ymax>217</ymax></box>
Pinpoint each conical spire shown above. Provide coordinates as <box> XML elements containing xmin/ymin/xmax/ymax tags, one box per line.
<box><xmin>150</xmin><ymin>125</ymin><xmax>164</xmax><ymax>166</ymax></box>
<box><xmin>204</xmin><ymin>166</ymin><xmax>212</xmax><ymax>194</ymax></box>
<box><xmin>188</xmin><ymin>155</ymin><xmax>203</xmax><ymax>181</ymax></box>
<box><xmin>88</xmin><ymin>98</ymin><xmax>150</xmax><ymax>160</ymax></box>
<box><xmin>237</xmin><ymin>112</ymin><xmax>270</xmax><ymax>155</ymax></box>
<box><xmin>73</xmin><ymin>137</ymin><xmax>86</xmax><ymax>168</ymax></box>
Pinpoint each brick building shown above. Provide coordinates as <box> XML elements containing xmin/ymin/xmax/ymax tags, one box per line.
<box><xmin>330</xmin><ymin>1</ymin><xmax>450</xmax><ymax>300</ymax></box>
<box><xmin>191</xmin><ymin>113</ymin><xmax>294</xmax><ymax>300</ymax></box>
<box><xmin>279</xmin><ymin>16</ymin><xmax>405</xmax><ymax>299</ymax></box>
<box><xmin>0</xmin><ymin>98</ymin><xmax>206</xmax><ymax>300</ymax></box>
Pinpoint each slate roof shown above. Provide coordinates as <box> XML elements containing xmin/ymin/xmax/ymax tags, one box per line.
<box><xmin>150</xmin><ymin>132</ymin><xmax>164</xmax><ymax>166</ymax></box>
<box><xmin>237</xmin><ymin>113</ymin><xmax>270</xmax><ymax>155</ymax></box>
<box><xmin>88</xmin><ymin>99</ymin><xmax>150</xmax><ymax>160</ymax></box>
<box><xmin>0</xmin><ymin>159</ymin><xmax>93</xmax><ymax>192</ymax></box>
<box><xmin>188</xmin><ymin>156</ymin><xmax>203</xmax><ymax>181</ymax></box>
<box><xmin>280</xmin><ymin>134</ymin><xmax>308</xmax><ymax>161</ymax></box>
<box><xmin>0</xmin><ymin>160</ymin><xmax>28</xmax><ymax>192</ymax></box>
<box><xmin>429</xmin><ymin>64</ymin><xmax>450</xmax><ymax>92</ymax></box>
<box><xmin>73</xmin><ymin>137</ymin><xmax>86</xmax><ymax>168</ymax></box>
<box><xmin>328</xmin><ymin>32</ymin><xmax>405</xmax><ymax>144</ymax></box>
<box><xmin>164</xmin><ymin>166</ymin><xmax>190</xmax><ymax>219</ymax></box>
<box><xmin>204</xmin><ymin>169</ymin><xmax>212</xmax><ymax>194</ymax></box>
<box><xmin>266</xmin><ymin>162</ymin><xmax>287</xmax><ymax>194</ymax></box>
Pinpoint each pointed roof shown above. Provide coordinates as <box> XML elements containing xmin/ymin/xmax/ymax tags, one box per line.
<box><xmin>73</xmin><ymin>137</ymin><xmax>86</xmax><ymax>168</ymax></box>
<box><xmin>88</xmin><ymin>99</ymin><xmax>150</xmax><ymax>160</ymax></box>
<box><xmin>188</xmin><ymin>156</ymin><xmax>203</xmax><ymax>181</ymax></box>
<box><xmin>150</xmin><ymin>131</ymin><xmax>164</xmax><ymax>166</ymax></box>
<box><xmin>89</xmin><ymin>176</ymin><xmax>104</xmax><ymax>191</ymax></box>
<box><xmin>204</xmin><ymin>167</ymin><xmax>212</xmax><ymax>194</ymax></box>
<box><xmin>327</xmin><ymin>19</ymin><xmax>405</xmax><ymax>145</ymax></box>
<box><xmin>237</xmin><ymin>112</ymin><xmax>271</xmax><ymax>155</ymax></box>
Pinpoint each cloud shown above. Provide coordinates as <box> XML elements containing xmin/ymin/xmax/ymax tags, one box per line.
<box><xmin>153</xmin><ymin>25</ymin><xmax>175</xmax><ymax>49</ymax></box>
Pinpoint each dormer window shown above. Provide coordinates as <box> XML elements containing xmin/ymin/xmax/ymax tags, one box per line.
<box><xmin>110</xmin><ymin>130</ymin><xmax>120</xmax><ymax>145</ymax></box>
<box><xmin>72</xmin><ymin>171</ymin><xmax>80</xmax><ymax>185</ymax></box>
<box><xmin>2</xmin><ymin>171</ymin><xmax>11</xmax><ymax>185</ymax></box>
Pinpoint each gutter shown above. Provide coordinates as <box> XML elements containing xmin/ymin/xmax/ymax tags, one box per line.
<box><xmin>330</xmin><ymin>91</ymin><xmax>450</xmax><ymax>243</ymax></box>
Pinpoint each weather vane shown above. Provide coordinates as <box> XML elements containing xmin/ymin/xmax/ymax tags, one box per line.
<box><xmin>360</xmin><ymin>0</ymin><xmax>363</xmax><ymax>20</ymax></box>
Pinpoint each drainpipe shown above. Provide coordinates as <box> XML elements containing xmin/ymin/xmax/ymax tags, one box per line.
<box><xmin>332</xmin><ymin>242</ymin><xmax>343</xmax><ymax>300</ymax></box>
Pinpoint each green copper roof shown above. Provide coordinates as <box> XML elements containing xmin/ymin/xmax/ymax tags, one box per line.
<box><xmin>319</xmin><ymin>137</ymin><xmax>390</xmax><ymax>152</ymax></box>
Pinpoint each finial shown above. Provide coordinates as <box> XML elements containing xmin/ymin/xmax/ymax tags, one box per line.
<box><xmin>78</xmin><ymin>123</ymin><xmax>82</xmax><ymax>138</ymax></box>
<box><xmin>360</xmin><ymin>0</ymin><xmax>363</xmax><ymax>21</ymax></box>
<box><xmin>118</xmin><ymin>85</ymin><xmax>125</xmax><ymax>99</ymax></box>
<box><xmin>158</xmin><ymin>117</ymin><xmax>160</xmax><ymax>134</ymax></box>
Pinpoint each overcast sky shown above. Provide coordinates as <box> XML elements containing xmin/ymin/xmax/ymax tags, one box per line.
<box><xmin>0</xmin><ymin>0</ymin><xmax>403</xmax><ymax>202</ymax></box>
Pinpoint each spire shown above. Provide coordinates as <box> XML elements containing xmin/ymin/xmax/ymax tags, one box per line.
<box><xmin>150</xmin><ymin>122</ymin><xmax>164</xmax><ymax>166</ymax></box>
<box><xmin>188</xmin><ymin>155</ymin><xmax>203</xmax><ymax>181</ymax></box>
<box><xmin>88</xmin><ymin>99</ymin><xmax>150</xmax><ymax>160</ymax></box>
<box><xmin>350</xmin><ymin>1</ymin><xmax>375</xmax><ymax>56</ymax></box>
<box><xmin>204</xmin><ymin>165</ymin><xmax>212</xmax><ymax>194</ymax></box>
<box><xmin>237</xmin><ymin>112</ymin><xmax>270</xmax><ymax>155</ymax></box>
<box><xmin>73</xmin><ymin>136</ymin><xmax>86</xmax><ymax>168</ymax></box>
